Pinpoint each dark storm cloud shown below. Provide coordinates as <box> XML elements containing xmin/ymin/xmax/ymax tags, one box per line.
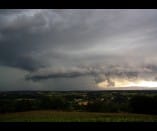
<box><xmin>1</xmin><ymin>9</ymin><xmax>157</xmax><ymax>72</ymax></box>
<box><xmin>26</xmin><ymin>63</ymin><xmax>157</xmax><ymax>90</ymax></box>
<box><xmin>0</xmin><ymin>9</ymin><xmax>107</xmax><ymax>70</ymax></box>
<box><xmin>0</xmin><ymin>10</ymin><xmax>47</xmax><ymax>71</ymax></box>
<box><xmin>26</xmin><ymin>70</ymin><xmax>88</xmax><ymax>81</ymax></box>
<box><xmin>26</xmin><ymin>65</ymin><xmax>139</xmax><ymax>82</ymax></box>
<box><xmin>1</xmin><ymin>9</ymin><xmax>157</xmax><ymax>90</ymax></box>
<box><xmin>0</xmin><ymin>55</ymin><xmax>44</xmax><ymax>71</ymax></box>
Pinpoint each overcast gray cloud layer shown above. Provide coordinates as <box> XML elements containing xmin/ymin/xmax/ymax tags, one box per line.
<box><xmin>1</xmin><ymin>9</ymin><xmax>157</xmax><ymax>90</ymax></box>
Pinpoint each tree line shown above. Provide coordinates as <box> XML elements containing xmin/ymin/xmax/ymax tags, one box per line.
<box><xmin>0</xmin><ymin>93</ymin><xmax>157</xmax><ymax>114</ymax></box>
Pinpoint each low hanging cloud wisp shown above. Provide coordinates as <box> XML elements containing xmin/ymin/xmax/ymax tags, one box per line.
<box><xmin>25</xmin><ymin>64</ymin><xmax>157</xmax><ymax>89</ymax></box>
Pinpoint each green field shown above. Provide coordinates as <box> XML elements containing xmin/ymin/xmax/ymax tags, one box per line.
<box><xmin>0</xmin><ymin>110</ymin><xmax>157</xmax><ymax>122</ymax></box>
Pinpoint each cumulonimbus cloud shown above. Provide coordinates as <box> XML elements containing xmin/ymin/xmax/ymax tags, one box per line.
<box><xmin>1</xmin><ymin>9</ymin><xmax>157</xmax><ymax>90</ymax></box>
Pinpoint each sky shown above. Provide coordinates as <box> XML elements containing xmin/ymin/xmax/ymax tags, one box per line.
<box><xmin>1</xmin><ymin>9</ymin><xmax>157</xmax><ymax>91</ymax></box>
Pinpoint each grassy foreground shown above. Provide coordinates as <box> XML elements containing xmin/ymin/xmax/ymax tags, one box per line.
<box><xmin>0</xmin><ymin>110</ymin><xmax>157</xmax><ymax>122</ymax></box>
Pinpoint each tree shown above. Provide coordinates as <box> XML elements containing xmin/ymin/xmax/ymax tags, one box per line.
<box><xmin>129</xmin><ymin>95</ymin><xmax>157</xmax><ymax>114</ymax></box>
